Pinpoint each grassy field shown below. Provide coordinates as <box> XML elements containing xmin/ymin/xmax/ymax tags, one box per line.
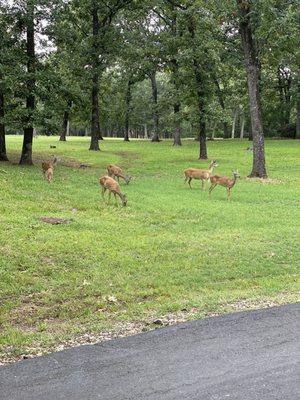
<box><xmin>0</xmin><ymin>136</ymin><xmax>299</xmax><ymax>362</ymax></box>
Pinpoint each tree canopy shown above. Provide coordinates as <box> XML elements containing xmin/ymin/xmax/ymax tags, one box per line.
<box><xmin>0</xmin><ymin>0</ymin><xmax>299</xmax><ymax>173</ymax></box>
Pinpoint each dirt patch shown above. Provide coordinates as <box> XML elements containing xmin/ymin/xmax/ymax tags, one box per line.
<box><xmin>40</xmin><ymin>217</ymin><xmax>73</xmax><ymax>225</ymax></box>
<box><xmin>245</xmin><ymin>177</ymin><xmax>283</xmax><ymax>184</ymax></box>
<box><xmin>7</xmin><ymin>152</ymin><xmax>91</xmax><ymax>170</ymax></box>
<box><xmin>113</xmin><ymin>151</ymin><xmax>140</xmax><ymax>161</ymax></box>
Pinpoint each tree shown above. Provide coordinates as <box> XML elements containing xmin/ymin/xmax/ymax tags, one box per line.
<box><xmin>0</xmin><ymin>73</ymin><xmax>8</xmax><ymax>161</ymax></box>
<box><xmin>187</xmin><ymin>14</ymin><xmax>207</xmax><ymax>158</ymax></box>
<box><xmin>124</xmin><ymin>78</ymin><xmax>133</xmax><ymax>141</ymax></box>
<box><xmin>20</xmin><ymin>0</ymin><xmax>36</xmax><ymax>165</ymax></box>
<box><xmin>237</xmin><ymin>0</ymin><xmax>267</xmax><ymax>178</ymax></box>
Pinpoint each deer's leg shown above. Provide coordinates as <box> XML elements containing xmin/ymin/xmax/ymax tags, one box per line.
<box><xmin>108</xmin><ymin>191</ymin><xmax>112</xmax><ymax>203</ymax></box>
<box><xmin>101</xmin><ymin>187</ymin><xmax>106</xmax><ymax>199</ymax></box>
<box><xmin>209</xmin><ymin>184</ymin><xmax>216</xmax><ymax>197</ymax></box>
<box><xmin>226</xmin><ymin>188</ymin><xmax>230</xmax><ymax>201</ymax></box>
<box><xmin>201</xmin><ymin>179</ymin><xmax>205</xmax><ymax>191</ymax></box>
<box><xmin>113</xmin><ymin>193</ymin><xmax>119</xmax><ymax>205</ymax></box>
<box><xmin>188</xmin><ymin>178</ymin><xmax>192</xmax><ymax>188</ymax></box>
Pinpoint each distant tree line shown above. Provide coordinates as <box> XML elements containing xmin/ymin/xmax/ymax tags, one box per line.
<box><xmin>0</xmin><ymin>0</ymin><xmax>299</xmax><ymax>177</ymax></box>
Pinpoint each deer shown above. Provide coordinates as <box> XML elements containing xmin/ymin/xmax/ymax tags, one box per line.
<box><xmin>99</xmin><ymin>175</ymin><xmax>127</xmax><ymax>206</ymax></box>
<box><xmin>42</xmin><ymin>157</ymin><xmax>58</xmax><ymax>183</ymax></box>
<box><xmin>209</xmin><ymin>170</ymin><xmax>240</xmax><ymax>200</ymax></box>
<box><xmin>184</xmin><ymin>160</ymin><xmax>218</xmax><ymax>190</ymax></box>
<box><xmin>107</xmin><ymin>164</ymin><xmax>132</xmax><ymax>185</ymax></box>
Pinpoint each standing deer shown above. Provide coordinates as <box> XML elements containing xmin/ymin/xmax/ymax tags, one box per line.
<box><xmin>42</xmin><ymin>157</ymin><xmax>58</xmax><ymax>183</ymax></box>
<box><xmin>107</xmin><ymin>164</ymin><xmax>132</xmax><ymax>185</ymax></box>
<box><xmin>209</xmin><ymin>171</ymin><xmax>240</xmax><ymax>200</ymax></box>
<box><xmin>184</xmin><ymin>160</ymin><xmax>218</xmax><ymax>190</ymax></box>
<box><xmin>99</xmin><ymin>175</ymin><xmax>127</xmax><ymax>206</ymax></box>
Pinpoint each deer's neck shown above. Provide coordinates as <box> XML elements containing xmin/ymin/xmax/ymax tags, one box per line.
<box><xmin>209</xmin><ymin>165</ymin><xmax>214</xmax><ymax>174</ymax></box>
<box><xmin>231</xmin><ymin>176</ymin><xmax>237</xmax><ymax>187</ymax></box>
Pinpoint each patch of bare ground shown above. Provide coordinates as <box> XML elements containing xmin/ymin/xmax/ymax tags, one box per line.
<box><xmin>7</xmin><ymin>152</ymin><xmax>91</xmax><ymax>169</ymax></box>
<box><xmin>245</xmin><ymin>177</ymin><xmax>283</xmax><ymax>184</ymax></box>
<box><xmin>1</xmin><ymin>292</ymin><xmax>298</xmax><ymax>366</ymax></box>
<box><xmin>113</xmin><ymin>151</ymin><xmax>140</xmax><ymax>160</ymax></box>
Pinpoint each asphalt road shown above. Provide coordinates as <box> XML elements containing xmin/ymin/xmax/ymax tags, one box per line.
<box><xmin>1</xmin><ymin>303</ymin><xmax>299</xmax><ymax>400</ymax></box>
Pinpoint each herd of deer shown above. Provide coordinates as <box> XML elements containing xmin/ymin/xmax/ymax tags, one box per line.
<box><xmin>42</xmin><ymin>157</ymin><xmax>240</xmax><ymax>206</ymax></box>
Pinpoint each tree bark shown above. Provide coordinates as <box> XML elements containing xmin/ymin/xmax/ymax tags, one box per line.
<box><xmin>149</xmin><ymin>71</ymin><xmax>160</xmax><ymax>142</ymax></box>
<box><xmin>170</xmin><ymin>59</ymin><xmax>182</xmax><ymax>146</ymax></box>
<box><xmin>173</xmin><ymin>103</ymin><xmax>182</xmax><ymax>145</ymax></box>
<box><xmin>60</xmin><ymin>99</ymin><xmax>72</xmax><ymax>141</ymax></box>
<box><xmin>188</xmin><ymin>16</ymin><xmax>207</xmax><ymax>159</ymax></box>
<box><xmin>20</xmin><ymin>1</ymin><xmax>35</xmax><ymax>165</ymax></box>
<box><xmin>231</xmin><ymin>109</ymin><xmax>238</xmax><ymax>138</ymax></box>
<box><xmin>240</xmin><ymin>115</ymin><xmax>245</xmax><ymax>139</ymax></box>
<box><xmin>0</xmin><ymin>74</ymin><xmax>8</xmax><ymax>161</ymax></box>
<box><xmin>237</xmin><ymin>0</ymin><xmax>267</xmax><ymax>178</ymax></box>
<box><xmin>124</xmin><ymin>79</ymin><xmax>133</xmax><ymax>141</ymax></box>
<box><xmin>89</xmin><ymin>1</ymin><xmax>101</xmax><ymax>151</ymax></box>
<box><xmin>194</xmin><ymin>64</ymin><xmax>207</xmax><ymax>159</ymax></box>
<box><xmin>297</xmin><ymin>94</ymin><xmax>300</xmax><ymax>139</ymax></box>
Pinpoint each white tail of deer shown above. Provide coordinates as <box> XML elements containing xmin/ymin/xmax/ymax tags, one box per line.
<box><xmin>42</xmin><ymin>157</ymin><xmax>58</xmax><ymax>183</ymax></box>
<box><xmin>107</xmin><ymin>164</ymin><xmax>132</xmax><ymax>185</ymax></box>
<box><xmin>184</xmin><ymin>160</ymin><xmax>218</xmax><ymax>190</ymax></box>
<box><xmin>99</xmin><ymin>175</ymin><xmax>127</xmax><ymax>206</ymax></box>
<box><xmin>209</xmin><ymin>170</ymin><xmax>240</xmax><ymax>200</ymax></box>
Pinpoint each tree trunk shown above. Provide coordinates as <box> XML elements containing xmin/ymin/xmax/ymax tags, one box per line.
<box><xmin>149</xmin><ymin>71</ymin><xmax>160</xmax><ymax>142</ymax></box>
<box><xmin>89</xmin><ymin>2</ymin><xmax>101</xmax><ymax>151</ymax></box>
<box><xmin>231</xmin><ymin>109</ymin><xmax>238</xmax><ymax>138</ymax></box>
<box><xmin>124</xmin><ymin>79</ymin><xmax>133</xmax><ymax>142</ymax></box>
<box><xmin>170</xmin><ymin>59</ymin><xmax>182</xmax><ymax>146</ymax></box>
<box><xmin>237</xmin><ymin>0</ymin><xmax>267</xmax><ymax>178</ymax></box>
<box><xmin>296</xmin><ymin>74</ymin><xmax>300</xmax><ymax>139</ymax></box>
<box><xmin>195</xmin><ymin>68</ymin><xmax>207</xmax><ymax>159</ymax></box>
<box><xmin>20</xmin><ymin>1</ymin><xmax>35</xmax><ymax>165</ymax></box>
<box><xmin>223</xmin><ymin>122</ymin><xmax>229</xmax><ymax>139</ymax></box>
<box><xmin>60</xmin><ymin>99</ymin><xmax>72</xmax><ymax>141</ymax></box>
<box><xmin>173</xmin><ymin>103</ymin><xmax>182</xmax><ymax>145</ymax></box>
<box><xmin>240</xmin><ymin>115</ymin><xmax>245</xmax><ymax>139</ymax></box>
<box><xmin>0</xmin><ymin>74</ymin><xmax>8</xmax><ymax>161</ymax></box>
<box><xmin>188</xmin><ymin>16</ymin><xmax>207</xmax><ymax>159</ymax></box>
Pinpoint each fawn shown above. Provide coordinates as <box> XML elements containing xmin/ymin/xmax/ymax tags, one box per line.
<box><xmin>107</xmin><ymin>164</ymin><xmax>132</xmax><ymax>185</ymax></box>
<box><xmin>42</xmin><ymin>157</ymin><xmax>58</xmax><ymax>183</ymax></box>
<box><xmin>209</xmin><ymin>171</ymin><xmax>240</xmax><ymax>200</ymax></box>
<box><xmin>184</xmin><ymin>160</ymin><xmax>218</xmax><ymax>190</ymax></box>
<box><xmin>99</xmin><ymin>175</ymin><xmax>127</xmax><ymax>206</ymax></box>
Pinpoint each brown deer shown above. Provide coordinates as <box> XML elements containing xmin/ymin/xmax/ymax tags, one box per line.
<box><xmin>107</xmin><ymin>164</ymin><xmax>132</xmax><ymax>185</ymax></box>
<box><xmin>42</xmin><ymin>157</ymin><xmax>58</xmax><ymax>183</ymax></box>
<box><xmin>209</xmin><ymin>171</ymin><xmax>240</xmax><ymax>200</ymax></box>
<box><xmin>99</xmin><ymin>175</ymin><xmax>127</xmax><ymax>206</ymax></box>
<box><xmin>184</xmin><ymin>160</ymin><xmax>218</xmax><ymax>190</ymax></box>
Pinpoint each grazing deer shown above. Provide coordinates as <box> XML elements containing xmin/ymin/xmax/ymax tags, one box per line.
<box><xmin>209</xmin><ymin>170</ymin><xmax>240</xmax><ymax>200</ymax></box>
<box><xmin>184</xmin><ymin>160</ymin><xmax>218</xmax><ymax>190</ymax></box>
<box><xmin>42</xmin><ymin>157</ymin><xmax>58</xmax><ymax>183</ymax></box>
<box><xmin>99</xmin><ymin>175</ymin><xmax>127</xmax><ymax>206</ymax></box>
<box><xmin>107</xmin><ymin>164</ymin><xmax>132</xmax><ymax>185</ymax></box>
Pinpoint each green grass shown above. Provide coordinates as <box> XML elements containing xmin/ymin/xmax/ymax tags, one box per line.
<box><xmin>0</xmin><ymin>136</ymin><xmax>299</xmax><ymax>361</ymax></box>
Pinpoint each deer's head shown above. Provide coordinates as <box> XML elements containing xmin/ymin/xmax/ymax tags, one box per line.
<box><xmin>122</xmin><ymin>194</ymin><xmax>128</xmax><ymax>207</ymax></box>
<box><xmin>233</xmin><ymin>170</ymin><xmax>240</xmax><ymax>179</ymax></box>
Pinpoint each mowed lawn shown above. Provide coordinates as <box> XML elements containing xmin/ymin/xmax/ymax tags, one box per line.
<box><xmin>0</xmin><ymin>136</ymin><xmax>299</xmax><ymax>361</ymax></box>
